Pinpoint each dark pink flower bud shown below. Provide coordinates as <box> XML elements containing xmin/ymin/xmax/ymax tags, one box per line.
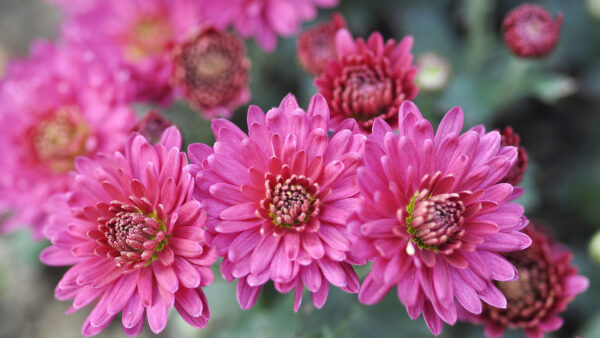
<box><xmin>500</xmin><ymin>126</ymin><xmax>528</xmax><ymax>185</ymax></box>
<box><xmin>503</xmin><ymin>4</ymin><xmax>563</xmax><ymax>58</ymax></box>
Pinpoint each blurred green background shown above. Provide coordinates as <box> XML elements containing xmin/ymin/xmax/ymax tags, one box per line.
<box><xmin>1</xmin><ymin>0</ymin><xmax>599</xmax><ymax>337</ymax></box>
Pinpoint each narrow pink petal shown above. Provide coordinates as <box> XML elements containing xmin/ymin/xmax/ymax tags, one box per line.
<box><xmin>228</xmin><ymin>230</ymin><xmax>262</xmax><ymax>262</ymax></box>
<box><xmin>147</xmin><ymin>288</ymin><xmax>168</xmax><ymax>334</ymax></box>
<box><xmin>153</xmin><ymin>263</ymin><xmax>179</xmax><ymax>294</ymax></box>
<box><xmin>311</xmin><ymin>281</ymin><xmax>329</xmax><ymax>309</ymax></box>
<box><xmin>477</xmin><ymin>250</ymin><xmax>517</xmax><ymax>281</ymax></box>
<box><xmin>237</xmin><ymin>277</ymin><xmax>262</xmax><ymax>310</ymax></box>
<box><xmin>300</xmin><ymin>263</ymin><xmax>322</xmax><ymax>293</ymax></box>
<box><xmin>106</xmin><ymin>272</ymin><xmax>138</xmax><ymax>315</ymax></box>
<box><xmin>422</xmin><ymin>301</ymin><xmax>443</xmax><ymax>335</ymax></box>
<box><xmin>173</xmin><ymin>257</ymin><xmax>201</xmax><ymax>289</ymax></box>
<box><xmin>479</xmin><ymin>283</ymin><xmax>507</xmax><ymax>309</ymax></box>
<box><xmin>250</xmin><ymin>234</ymin><xmax>281</xmax><ymax>274</ymax></box>
<box><xmin>122</xmin><ymin>292</ymin><xmax>144</xmax><ymax>329</ymax></box>
<box><xmin>452</xmin><ymin>271</ymin><xmax>482</xmax><ymax>314</ymax></box>
<box><xmin>175</xmin><ymin>287</ymin><xmax>204</xmax><ymax>317</ymax></box>
<box><xmin>358</xmin><ymin>273</ymin><xmax>389</xmax><ymax>305</ymax></box>
<box><xmin>335</xmin><ymin>29</ymin><xmax>357</xmax><ymax>57</ymax></box>
<box><xmin>302</xmin><ymin>232</ymin><xmax>325</xmax><ymax>260</ymax></box>
<box><xmin>219</xmin><ymin>202</ymin><xmax>258</xmax><ymax>221</ymax></box>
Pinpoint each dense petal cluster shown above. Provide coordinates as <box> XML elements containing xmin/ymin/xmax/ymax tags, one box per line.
<box><xmin>499</xmin><ymin>126</ymin><xmax>528</xmax><ymax>186</ymax></box>
<box><xmin>52</xmin><ymin>0</ymin><xmax>205</xmax><ymax>102</ymax></box>
<box><xmin>188</xmin><ymin>94</ymin><xmax>365</xmax><ymax>311</ymax></box>
<box><xmin>503</xmin><ymin>3</ymin><xmax>563</xmax><ymax>58</ymax></box>
<box><xmin>0</xmin><ymin>40</ymin><xmax>136</xmax><ymax>238</ymax></box>
<box><xmin>200</xmin><ymin>0</ymin><xmax>339</xmax><ymax>52</ymax></box>
<box><xmin>297</xmin><ymin>13</ymin><xmax>346</xmax><ymax>76</ymax></box>
<box><xmin>348</xmin><ymin>101</ymin><xmax>531</xmax><ymax>335</ymax></box>
<box><xmin>171</xmin><ymin>27</ymin><xmax>251</xmax><ymax>119</ymax></box>
<box><xmin>470</xmin><ymin>225</ymin><xmax>588</xmax><ymax>338</ymax></box>
<box><xmin>40</xmin><ymin>127</ymin><xmax>216</xmax><ymax>336</ymax></box>
<box><xmin>316</xmin><ymin>29</ymin><xmax>418</xmax><ymax>133</ymax></box>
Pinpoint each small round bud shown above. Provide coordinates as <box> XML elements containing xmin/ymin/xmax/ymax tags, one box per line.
<box><xmin>503</xmin><ymin>4</ymin><xmax>563</xmax><ymax>58</ymax></box>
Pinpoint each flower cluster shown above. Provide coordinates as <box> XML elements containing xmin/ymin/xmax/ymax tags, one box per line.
<box><xmin>0</xmin><ymin>1</ymin><xmax>588</xmax><ymax>337</ymax></box>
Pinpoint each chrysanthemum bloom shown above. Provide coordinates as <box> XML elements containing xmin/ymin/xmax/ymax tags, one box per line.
<box><xmin>132</xmin><ymin>110</ymin><xmax>173</xmax><ymax>144</ymax></box>
<box><xmin>503</xmin><ymin>4</ymin><xmax>563</xmax><ymax>58</ymax></box>
<box><xmin>40</xmin><ymin>127</ymin><xmax>216</xmax><ymax>336</ymax></box>
<box><xmin>348</xmin><ymin>101</ymin><xmax>532</xmax><ymax>335</ymax></box>
<box><xmin>315</xmin><ymin>29</ymin><xmax>418</xmax><ymax>133</ymax></box>
<box><xmin>51</xmin><ymin>0</ymin><xmax>204</xmax><ymax>102</ymax></box>
<box><xmin>469</xmin><ymin>225</ymin><xmax>588</xmax><ymax>338</ymax></box>
<box><xmin>200</xmin><ymin>0</ymin><xmax>339</xmax><ymax>52</ymax></box>
<box><xmin>188</xmin><ymin>94</ymin><xmax>365</xmax><ymax>311</ymax></box>
<box><xmin>171</xmin><ymin>27</ymin><xmax>250</xmax><ymax>119</ymax></box>
<box><xmin>0</xmin><ymin>41</ymin><xmax>136</xmax><ymax>239</ymax></box>
<box><xmin>297</xmin><ymin>13</ymin><xmax>346</xmax><ymax>76</ymax></box>
<box><xmin>499</xmin><ymin>127</ymin><xmax>528</xmax><ymax>186</ymax></box>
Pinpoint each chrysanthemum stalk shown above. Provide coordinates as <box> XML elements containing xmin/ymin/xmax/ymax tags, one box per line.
<box><xmin>40</xmin><ymin>127</ymin><xmax>216</xmax><ymax>336</ymax></box>
<box><xmin>348</xmin><ymin>101</ymin><xmax>531</xmax><ymax>335</ymax></box>
<box><xmin>468</xmin><ymin>225</ymin><xmax>588</xmax><ymax>338</ymax></box>
<box><xmin>316</xmin><ymin>29</ymin><xmax>418</xmax><ymax>133</ymax></box>
<box><xmin>188</xmin><ymin>94</ymin><xmax>365</xmax><ymax>311</ymax></box>
<box><xmin>200</xmin><ymin>0</ymin><xmax>339</xmax><ymax>52</ymax></box>
<box><xmin>171</xmin><ymin>27</ymin><xmax>251</xmax><ymax>119</ymax></box>
<box><xmin>0</xmin><ymin>41</ymin><xmax>136</xmax><ymax>238</ymax></box>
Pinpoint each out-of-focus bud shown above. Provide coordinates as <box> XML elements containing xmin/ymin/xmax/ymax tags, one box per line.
<box><xmin>586</xmin><ymin>0</ymin><xmax>600</xmax><ymax>20</ymax></box>
<box><xmin>171</xmin><ymin>27</ymin><xmax>250</xmax><ymax>119</ymax></box>
<box><xmin>297</xmin><ymin>13</ymin><xmax>347</xmax><ymax>76</ymax></box>
<box><xmin>499</xmin><ymin>126</ymin><xmax>528</xmax><ymax>186</ymax></box>
<box><xmin>589</xmin><ymin>230</ymin><xmax>600</xmax><ymax>264</ymax></box>
<box><xmin>131</xmin><ymin>110</ymin><xmax>172</xmax><ymax>144</ymax></box>
<box><xmin>503</xmin><ymin>3</ymin><xmax>563</xmax><ymax>58</ymax></box>
<box><xmin>415</xmin><ymin>52</ymin><xmax>451</xmax><ymax>92</ymax></box>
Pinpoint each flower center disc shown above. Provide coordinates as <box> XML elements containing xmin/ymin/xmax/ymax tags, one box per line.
<box><xmin>405</xmin><ymin>192</ymin><xmax>465</xmax><ymax>251</ymax></box>
<box><xmin>29</xmin><ymin>106</ymin><xmax>89</xmax><ymax>173</ymax></box>
<box><xmin>261</xmin><ymin>173</ymin><xmax>320</xmax><ymax>229</ymax></box>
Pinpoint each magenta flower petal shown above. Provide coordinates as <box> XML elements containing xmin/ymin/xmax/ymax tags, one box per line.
<box><xmin>40</xmin><ymin>127</ymin><xmax>216</xmax><ymax>336</ymax></box>
<box><xmin>189</xmin><ymin>93</ymin><xmax>365</xmax><ymax>310</ymax></box>
<box><xmin>349</xmin><ymin>102</ymin><xmax>531</xmax><ymax>335</ymax></box>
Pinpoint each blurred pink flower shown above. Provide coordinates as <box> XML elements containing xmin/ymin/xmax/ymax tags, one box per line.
<box><xmin>503</xmin><ymin>3</ymin><xmax>563</xmax><ymax>58</ymax></box>
<box><xmin>0</xmin><ymin>40</ymin><xmax>136</xmax><ymax>239</ymax></box>
<box><xmin>40</xmin><ymin>127</ymin><xmax>216</xmax><ymax>336</ymax></box>
<box><xmin>315</xmin><ymin>29</ymin><xmax>419</xmax><ymax>133</ymax></box>
<box><xmin>297</xmin><ymin>12</ymin><xmax>346</xmax><ymax>76</ymax></box>
<box><xmin>188</xmin><ymin>94</ymin><xmax>365</xmax><ymax>311</ymax></box>
<box><xmin>348</xmin><ymin>102</ymin><xmax>531</xmax><ymax>335</ymax></box>
<box><xmin>468</xmin><ymin>225</ymin><xmax>588</xmax><ymax>338</ymax></box>
<box><xmin>171</xmin><ymin>27</ymin><xmax>251</xmax><ymax>119</ymax></box>
<box><xmin>201</xmin><ymin>0</ymin><xmax>339</xmax><ymax>52</ymax></box>
<box><xmin>50</xmin><ymin>0</ymin><xmax>204</xmax><ymax>103</ymax></box>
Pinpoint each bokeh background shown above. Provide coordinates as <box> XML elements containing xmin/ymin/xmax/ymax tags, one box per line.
<box><xmin>1</xmin><ymin>0</ymin><xmax>599</xmax><ymax>337</ymax></box>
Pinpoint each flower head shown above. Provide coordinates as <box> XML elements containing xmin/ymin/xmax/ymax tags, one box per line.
<box><xmin>499</xmin><ymin>126</ymin><xmax>528</xmax><ymax>186</ymax></box>
<box><xmin>171</xmin><ymin>27</ymin><xmax>251</xmax><ymax>119</ymax></box>
<box><xmin>52</xmin><ymin>0</ymin><xmax>205</xmax><ymax>102</ymax></box>
<box><xmin>0</xmin><ymin>41</ymin><xmax>136</xmax><ymax>239</ymax></box>
<box><xmin>348</xmin><ymin>101</ymin><xmax>531</xmax><ymax>335</ymax></box>
<box><xmin>40</xmin><ymin>127</ymin><xmax>216</xmax><ymax>336</ymax></box>
<box><xmin>470</xmin><ymin>225</ymin><xmax>589</xmax><ymax>338</ymax></box>
<box><xmin>200</xmin><ymin>0</ymin><xmax>339</xmax><ymax>52</ymax></box>
<box><xmin>188</xmin><ymin>94</ymin><xmax>365</xmax><ymax>311</ymax></box>
<box><xmin>297</xmin><ymin>13</ymin><xmax>346</xmax><ymax>76</ymax></box>
<box><xmin>503</xmin><ymin>4</ymin><xmax>563</xmax><ymax>58</ymax></box>
<box><xmin>316</xmin><ymin>29</ymin><xmax>418</xmax><ymax>133</ymax></box>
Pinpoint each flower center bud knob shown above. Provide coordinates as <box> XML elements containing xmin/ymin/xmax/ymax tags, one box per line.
<box><xmin>96</xmin><ymin>201</ymin><xmax>168</xmax><ymax>269</ymax></box>
<box><xmin>261</xmin><ymin>172</ymin><xmax>320</xmax><ymax>229</ymax></box>
<box><xmin>406</xmin><ymin>192</ymin><xmax>466</xmax><ymax>252</ymax></box>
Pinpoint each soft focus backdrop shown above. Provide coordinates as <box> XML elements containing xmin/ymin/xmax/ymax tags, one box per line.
<box><xmin>1</xmin><ymin>0</ymin><xmax>599</xmax><ymax>337</ymax></box>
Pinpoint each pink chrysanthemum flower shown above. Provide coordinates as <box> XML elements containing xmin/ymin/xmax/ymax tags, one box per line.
<box><xmin>0</xmin><ymin>41</ymin><xmax>136</xmax><ymax>239</ymax></box>
<box><xmin>200</xmin><ymin>0</ymin><xmax>339</xmax><ymax>52</ymax></box>
<box><xmin>316</xmin><ymin>29</ymin><xmax>419</xmax><ymax>133</ymax></box>
<box><xmin>188</xmin><ymin>94</ymin><xmax>365</xmax><ymax>311</ymax></box>
<box><xmin>348</xmin><ymin>101</ymin><xmax>532</xmax><ymax>335</ymax></box>
<box><xmin>297</xmin><ymin>12</ymin><xmax>346</xmax><ymax>76</ymax></box>
<box><xmin>503</xmin><ymin>3</ymin><xmax>563</xmax><ymax>58</ymax></box>
<box><xmin>171</xmin><ymin>27</ymin><xmax>251</xmax><ymax>119</ymax></box>
<box><xmin>51</xmin><ymin>0</ymin><xmax>204</xmax><ymax>102</ymax></box>
<box><xmin>468</xmin><ymin>225</ymin><xmax>588</xmax><ymax>338</ymax></box>
<box><xmin>40</xmin><ymin>127</ymin><xmax>216</xmax><ymax>336</ymax></box>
